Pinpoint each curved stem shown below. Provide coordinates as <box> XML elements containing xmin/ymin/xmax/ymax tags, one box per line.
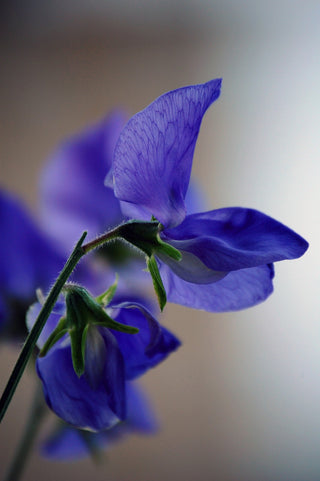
<box><xmin>0</xmin><ymin>232</ymin><xmax>87</xmax><ymax>423</ymax></box>
<box><xmin>3</xmin><ymin>381</ymin><xmax>46</xmax><ymax>481</ymax></box>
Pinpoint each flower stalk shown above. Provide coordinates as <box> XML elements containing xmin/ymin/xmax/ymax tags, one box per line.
<box><xmin>0</xmin><ymin>231</ymin><xmax>87</xmax><ymax>423</ymax></box>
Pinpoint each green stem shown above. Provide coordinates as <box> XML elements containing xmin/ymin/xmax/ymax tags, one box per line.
<box><xmin>82</xmin><ymin>225</ymin><xmax>122</xmax><ymax>254</ymax></box>
<box><xmin>0</xmin><ymin>231</ymin><xmax>87</xmax><ymax>423</ymax></box>
<box><xmin>3</xmin><ymin>381</ymin><xmax>47</xmax><ymax>481</ymax></box>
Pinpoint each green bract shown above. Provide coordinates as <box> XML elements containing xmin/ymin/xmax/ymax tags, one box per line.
<box><xmin>39</xmin><ymin>284</ymin><xmax>139</xmax><ymax>378</ymax></box>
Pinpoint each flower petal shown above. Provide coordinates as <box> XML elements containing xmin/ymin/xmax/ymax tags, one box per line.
<box><xmin>118</xmin><ymin>178</ymin><xmax>207</xmax><ymax>222</ymax></box>
<box><xmin>159</xmin><ymin>262</ymin><xmax>275</xmax><ymax>312</ymax></box>
<box><xmin>40</xmin><ymin>112</ymin><xmax>126</xmax><ymax>251</ymax></box>
<box><xmin>109</xmin><ymin>303</ymin><xmax>181</xmax><ymax>379</ymax></box>
<box><xmin>37</xmin><ymin>331</ymin><xmax>126</xmax><ymax>431</ymax></box>
<box><xmin>156</xmin><ymin>249</ymin><xmax>227</xmax><ymax>284</ymax></box>
<box><xmin>112</xmin><ymin>79</ymin><xmax>222</xmax><ymax>228</ymax></box>
<box><xmin>163</xmin><ymin>208</ymin><xmax>309</xmax><ymax>272</ymax></box>
<box><xmin>125</xmin><ymin>382</ymin><xmax>158</xmax><ymax>433</ymax></box>
<box><xmin>0</xmin><ymin>190</ymin><xmax>63</xmax><ymax>300</ymax></box>
<box><xmin>111</xmin><ymin>301</ymin><xmax>163</xmax><ymax>353</ymax></box>
<box><xmin>41</xmin><ymin>382</ymin><xmax>157</xmax><ymax>460</ymax></box>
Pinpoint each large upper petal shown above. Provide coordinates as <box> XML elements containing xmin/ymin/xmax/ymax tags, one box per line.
<box><xmin>112</xmin><ymin>79</ymin><xmax>222</xmax><ymax>228</ymax></box>
<box><xmin>159</xmin><ymin>262</ymin><xmax>275</xmax><ymax>312</ymax></box>
<box><xmin>40</xmin><ymin>111</ymin><xmax>125</xmax><ymax>251</ymax></box>
<box><xmin>162</xmin><ymin>208</ymin><xmax>308</xmax><ymax>274</ymax></box>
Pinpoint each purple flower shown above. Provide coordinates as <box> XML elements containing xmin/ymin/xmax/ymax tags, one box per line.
<box><xmin>39</xmin><ymin>110</ymin><xmax>150</xmax><ymax>291</ymax></box>
<box><xmin>110</xmin><ymin>79</ymin><xmax>309</xmax><ymax>311</ymax></box>
<box><xmin>41</xmin><ymin>382</ymin><xmax>157</xmax><ymax>460</ymax></box>
<box><xmin>40</xmin><ymin>111</ymin><xmax>126</xmax><ymax>252</ymax></box>
<box><xmin>0</xmin><ymin>190</ymin><xmax>63</xmax><ymax>336</ymax></box>
<box><xmin>27</xmin><ymin>292</ymin><xmax>180</xmax><ymax>431</ymax></box>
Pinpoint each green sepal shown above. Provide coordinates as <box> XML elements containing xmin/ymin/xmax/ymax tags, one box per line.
<box><xmin>155</xmin><ymin>236</ymin><xmax>182</xmax><ymax>261</ymax></box>
<box><xmin>118</xmin><ymin>220</ymin><xmax>160</xmax><ymax>257</ymax></box>
<box><xmin>69</xmin><ymin>325</ymin><xmax>87</xmax><ymax>378</ymax></box>
<box><xmin>95</xmin><ymin>274</ymin><xmax>118</xmax><ymax>307</ymax></box>
<box><xmin>93</xmin><ymin>316</ymin><xmax>139</xmax><ymax>334</ymax></box>
<box><xmin>39</xmin><ymin>317</ymin><xmax>68</xmax><ymax>358</ymax></box>
<box><xmin>40</xmin><ymin>284</ymin><xmax>140</xmax><ymax>378</ymax></box>
<box><xmin>117</xmin><ymin>219</ymin><xmax>182</xmax><ymax>262</ymax></box>
<box><xmin>65</xmin><ymin>285</ymin><xmax>139</xmax><ymax>334</ymax></box>
<box><xmin>147</xmin><ymin>255</ymin><xmax>167</xmax><ymax>311</ymax></box>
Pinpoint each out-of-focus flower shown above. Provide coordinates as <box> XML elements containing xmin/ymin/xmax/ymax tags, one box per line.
<box><xmin>40</xmin><ymin>111</ymin><xmax>126</xmax><ymax>253</ymax></box>
<box><xmin>109</xmin><ymin>79</ymin><xmax>308</xmax><ymax>311</ymax></box>
<box><xmin>27</xmin><ymin>287</ymin><xmax>180</xmax><ymax>431</ymax></box>
<box><xmin>41</xmin><ymin>382</ymin><xmax>158</xmax><ymax>460</ymax></box>
<box><xmin>0</xmin><ymin>190</ymin><xmax>63</xmax><ymax>337</ymax></box>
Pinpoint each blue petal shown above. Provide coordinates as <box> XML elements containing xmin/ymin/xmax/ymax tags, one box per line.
<box><xmin>40</xmin><ymin>111</ymin><xmax>126</xmax><ymax>251</ymax></box>
<box><xmin>160</xmin><ymin>262</ymin><xmax>275</xmax><ymax>312</ymax></box>
<box><xmin>162</xmin><ymin>208</ymin><xmax>309</xmax><ymax>273</ymax></box>
<box><xmin>125</xmin><ymin>382</ymin><xmax>158</xmax><ymax>433</ymax></box>
<box><xmin>109</xmin><ymin>303</ymin><xmax>181</xmax><ymax>379</ymax></box>
<box><xmin>41</xmin><ymin>382</ymin><xmax>157</xmax><ymax>460</ymax></box>
<box><xmin>97</xmin><ymin>328</ymin><xmax>126</xmax><ymax>419</ymax></box>
<box><xmin>111</xmin><ymin>301</ymin><xmax>163</xmax><ymax>353</ymax></box>
<box><xmin>118</xmin><ymin>178</ymin><xmax>208</xmax><ymax>222</ymax></box>
<box><xmin>156</xmin><ymin>249</ymin><xmax>227</xmax><ymax>284</ymax></box>
<box><xmin>112</xmin><ymin>79</ymin><xmax>222</xmax><ymax>228</ymax></box>
<box><xmin>0</xmin><ymin>190</ymin><xmax>63</xmax><ymax>300</ymax></box>
<box><xmin>41</xmin><ymin>426</ymin><xmax>103</xmax><ymax>460</ymax></box>
<box><xmin>37</xmin><ymin>332</ymin><xmax>126</xmax><ymax>431</ymax></box>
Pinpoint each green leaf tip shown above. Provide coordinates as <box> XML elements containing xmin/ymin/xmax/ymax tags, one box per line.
<box><xmin>147</xmin><ymin>255</ymin><xmax>167</xmax><ymax>311</ymax></box>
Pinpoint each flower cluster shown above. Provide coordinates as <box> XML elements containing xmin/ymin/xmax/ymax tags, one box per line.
<box><xmin>0</xmin><ymin>79</ymin><xmax>308</xmax><ymax>462</ymax></box>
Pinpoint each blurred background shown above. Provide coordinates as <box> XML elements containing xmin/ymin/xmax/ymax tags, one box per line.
<box><xmin>1</xmin><ymin>0</ymin><xmax>319</xmax><ymax>480</ymax></box>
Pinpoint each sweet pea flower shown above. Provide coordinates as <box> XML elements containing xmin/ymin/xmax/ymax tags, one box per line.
<box><xmin>27</xmin><ymin>291</ymin><xmax>180</xmax><ymax>431</ymax></box>
<box><xmin>41</xmin><ymin>382</ymin><xmax>157</xmax><ymax>460</ymax></box>
<box><xmin>109</xmin><ymin>79</ymin><xmax>309</xmax><ymax>312</ymax></box>
<box><xmin>0</xmin><ymin>190</ymin><xmax>63</xmax><ymax>336</ymax></box>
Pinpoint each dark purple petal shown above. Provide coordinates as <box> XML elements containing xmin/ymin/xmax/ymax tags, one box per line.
<box><xmin>160</xmin><ymin>262</ymin><xmax>275</xmax><ymax>312</ymax></box>
<box><xmin>0</xmin><ymin>190</ymin><xmax>63</xmax><ymax>300</ymax></box>
<box><xmin>109</xmin><ymin>303</ymin><xmax>181</xmax><ymax>379</ymax></box>
<box><xmin>163</xmin><ymin>208</ymin><xmax>309</xmax><ymax>273</ymax></box>
<box><xmin>113</xmin><ymin>79</ymin><xmax>222</xmax><ymax>228</ymax></box>
<box><xmin>37</xmin><ymin>331</ymin><xmax>126</xmax><ymax>431</ymax></box>
<box><xmin>40</xmin><ymin>111</ymin><xmax>126</xmax><ymax>251</ymax></box>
